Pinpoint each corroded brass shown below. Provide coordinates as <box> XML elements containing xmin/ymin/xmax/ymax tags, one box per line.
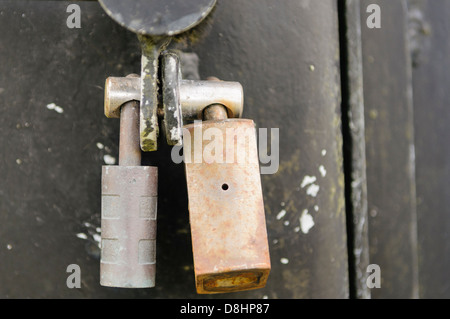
<box><xmin>184</xmin><ymin>119</ymin><xmax>271</xmax><ymax>294</ymax></box>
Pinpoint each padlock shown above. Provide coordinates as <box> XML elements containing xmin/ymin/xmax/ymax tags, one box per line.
<box><xmin>160</xmin><ymin>53</ymin><xmax>271</xmax><ymax>294</ymax></box>
<box><xmin>183</xmin><ymin>118</ymin><xmax>271</xmax><ymax>294</ymax></box>
<box><xmin>100</xmin><ymin>47</ymin><xmax>270</xmax><ymax>292</ymax></box>
<box><xmin>100</xmin><ymin>95</ymin><xmax>158</xmax><ymax>288</ymax></box>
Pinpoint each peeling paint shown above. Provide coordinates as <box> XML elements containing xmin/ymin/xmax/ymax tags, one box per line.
<box><xmin>301</xmin><ymin>175</ymin><xmax>317</xmax><ymax>188</ymax></box>
<box><xmin>103</xmin><ymin>155</ymin><xmax>116</xmax><ymax>165</ymax></box>
<box><xmin>276</xmin><ymin>209</ymin><xmax>287</xmax><ymax>220</ymax></box>
<box><xmin>280</xmin><ymin>258</ymin><xmax>289</xmax><ymax>264</ymax></box>
<box><xmin>92</xmin><ymin>234</ymin><xmax>101</xmax><ymax>248</ymax></box>
<box><xmin>306</xmin><ymin>184</ymin><xmax>320</xmax><ymax>197</ymax></box>
<box><xmin>319</xmin><ymin>165</ymin><xmax>327</xmax><ymax>177</ymax></box>
<box><xmin>46</xmin><ymin>103</ymin><xmax>64</xmax><ymax>114</ymax></box>
<box><xmin>300</xmin><ymin>209</ymin><xmax>315</xmax><ymax>234</ymax></box>
<box><xmin>76</xmin><ymin>233</ymin><xmax>88</xmax><ymax>240</ymax></box>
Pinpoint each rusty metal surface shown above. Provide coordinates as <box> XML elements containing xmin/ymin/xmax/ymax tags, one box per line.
<box><xmin>203</xmin><ymin>105</ymin><xmax>228</xmax><ymax>121</ymax></box>
<box><xmin>101</xmin><ymin>165</ymin><xmax>158</xmax><ymax>288</ymax></box>
<box><xmin>184</xmin><ymin>119</ymin><xmax>271</xmax><ymax>294</ymax></box>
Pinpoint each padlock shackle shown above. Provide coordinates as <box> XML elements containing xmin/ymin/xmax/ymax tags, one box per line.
<box><xmin>119</xmin><ymin>101</ymin><xmax>141</xmax><ymax>167</ymax></box>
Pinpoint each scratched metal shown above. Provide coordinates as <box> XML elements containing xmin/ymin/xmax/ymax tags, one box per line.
<box><xmin>138</xmin><ymin>36</ymin><xmax>171</xmax><ymax>152</ymax></box>
<box><xmin>101</xmin><ymin>165</ymin><xmax>158</xmax><ymax>288</ymax></box>
<box><xmin>184</xmin><ymin>119</ymin><xmax>271</xmax><ymax>294</ymax></box>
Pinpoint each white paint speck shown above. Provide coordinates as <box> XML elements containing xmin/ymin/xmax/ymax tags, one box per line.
<box><xmin>314</xmin><ymin>205</ymin><xmax>319</xmax><ymax>212</ymax></box>
<box><xmin>76</xmin><ymin>233</ymin><xmax>88</xmax><ymax>240</ymax></box>
<box><xmin>301</xmin><ymin>175</ymin><xmax>317</xmax><ymax>188</ymax></box>
<box><xmin>280</xmin><ymin>258</ymin><xmax>289</xmax><ymax>265</ymax></box>
<box><xmin>6</xmin><ymin>244</ymin><xmax>12</xmax><ymax>250</ymax></box>
<box><xmin>103</xmin><ymin>155</ymin><xmax>116</xmax><ymax>165</ymax></box>
<box><xmin>300</xmin><ymin>209</ymin><xmax>315</xmax><ymax>234</ymax></box>
<box><xmin>284</xmin><ymin>220</ymin><xmax>290</xmax><ymax>226</ymax></box>
<box><xmin>319</xmin><ymin>165</ymin><xmax>327</xmax><ymax>177</ymax></box>
<box><xmin>262</xmin><ymin>295</ymin><xmax>268</xmax><ymax>299</ymax></box>
<box><xmin>294</xmin><ymin>226</ymin><xmax>300</xmax><ymax>233</ymax></box>
<box><xmin>93</xmin><ymin>234</ymin><xmax>102</xmax><ymax>248</ymax></box>
<box><xmin>170</xmin><ymin>127</ymin><xmax>181</xmax><ymax>142</ymax></box>
<box><xmin>273</xmin><ymin>239</ymin><xmax>279</xmax><ymax>244</ymax></box>
<box><xmin>46</xmin><ymin>103</ymin><xmax>64</xmax><ymax>114</ymax></box>
<box><xmin>306</xmin><ymin>184</ymin><xmax>320</xmax><ymax>197</ymax></box>
<box><xmin>16</xmin><ymin>159</ymin><xmax>22</xmax><ymax>165</ymax></box>
<box><xmin>322</xmin><ymin>149</ymin><xmax>327</xmax><ymax>156</ymax></box>
<box><xmin>276</xmin><ymin>209</ymin><xmax>287</xmax><ymax>220</ymax></box>
<box><xmin>96</xmin><ymin>227</ymin><xmax>101</xmax><ymax>233</ymax></box>
<box><xmin>280</xmin><ymin>201</ymin><xmax>286</xmax><ymax>207</ymax></box>
<box><xmin>96</xmin><ymin>142</ymin><xmax>105</xmax><ymax>150</ymax></box>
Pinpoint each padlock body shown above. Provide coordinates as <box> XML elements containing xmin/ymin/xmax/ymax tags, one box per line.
<box><xmin>184</xmin><ymin>119</ymin><xmax>271</xmax><ymax>294</ymax></box>
<box><xmin>100</xmin><ymin>165</ymin><xmax>158</xmax><ymax>288</ymax></box>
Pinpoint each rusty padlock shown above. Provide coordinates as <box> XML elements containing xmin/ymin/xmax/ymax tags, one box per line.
<box><xmin>100</xmin><ymin>86</ymin><xmax>158</xmax><ymax>288</ymax></box>
<box><xmin>161</xmin><ymin>53</ymin><xmax>271</xmax><ymax>294</ymax></box>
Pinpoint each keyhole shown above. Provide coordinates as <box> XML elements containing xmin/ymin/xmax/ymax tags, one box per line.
<box><xmin>222</xmin><ymin>184</ymin><xmax>229</xmax><ymax>191</ymax></box>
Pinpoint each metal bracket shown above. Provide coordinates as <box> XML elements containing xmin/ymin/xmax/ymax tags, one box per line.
<box><xmin>104</xmin><ymin>51</ymin><xmax>244</xmax><ymax>148</ymax></box>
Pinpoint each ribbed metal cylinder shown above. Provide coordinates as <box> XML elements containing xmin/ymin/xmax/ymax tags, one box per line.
<box><xmin>100</xmin><ymin>166</ymin><xmax>158</xmax><ymax>288</ymax></box>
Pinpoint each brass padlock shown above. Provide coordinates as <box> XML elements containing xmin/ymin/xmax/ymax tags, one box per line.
<box><xmin>183</xmin><ymin>117</ymin><xmax>271</xmax><ymax>294</ymax></box>
<box><xmin>160</xmin><ymin>52</ymin><xmax>271</xmax><ymax>294</ymax></box>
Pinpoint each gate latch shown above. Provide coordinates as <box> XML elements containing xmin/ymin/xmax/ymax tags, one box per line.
<box><xmin>99</xmin><ymin>0</ymin><xmax>271</xmax><ymax>294</ymax></box>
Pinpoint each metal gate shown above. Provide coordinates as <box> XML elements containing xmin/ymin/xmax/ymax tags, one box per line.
<box><xmin>0</xmin><ymin>0</ymin><xmax>448</xmax><ymax>299</ymax></box>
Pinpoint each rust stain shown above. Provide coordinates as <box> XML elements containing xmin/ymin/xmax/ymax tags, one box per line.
<box><xmin>184</xmin><ymin>119</ymin><xmax>271</xmax><ymax>294</ymax></box>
